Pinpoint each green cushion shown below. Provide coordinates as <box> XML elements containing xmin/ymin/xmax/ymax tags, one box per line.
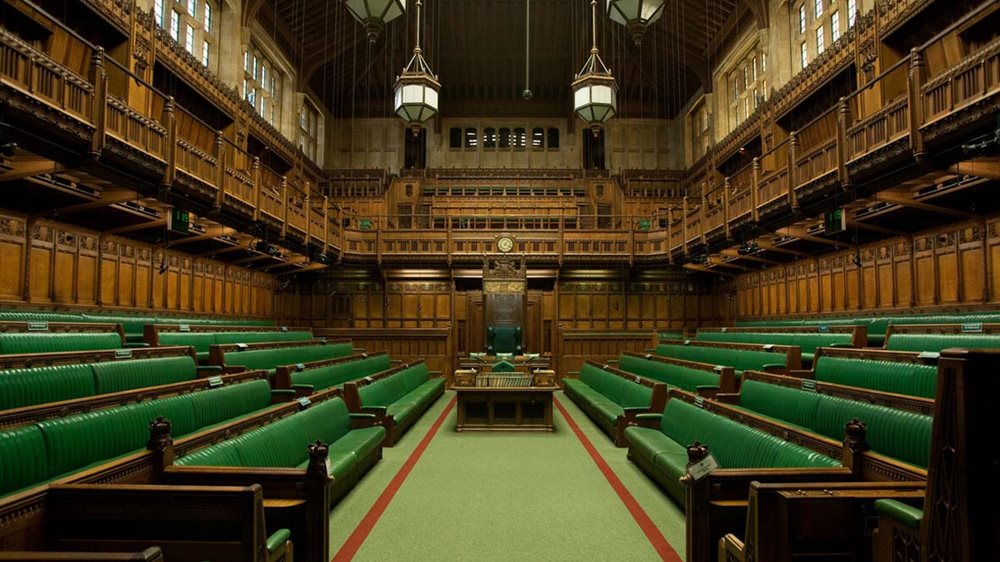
<box><xmin>382</xmin><ymin>373</ymin><xmax>408</xmax><ymax>403</ymax></box>
<box><xmin>619</xmin><ymin>354</ymin><xmax>719</xmax><ymax>392</ymax></box>
<box><xmin>296</xmin><ymin>397</ymin><xmax>353</xmax><ymax>445</ymax></box>
<box><xmin>814</xmin><ymin>396</ymin><xmax>932</xmax><ymax>468</ymax></box>
<box><xmin>696</xmin><ymin>332</ymin><xmax>852</xmax><ymax>354</ymax></box>
<box><xmin>740</xmin><ymin>380</ymin><xmax>821</xmax><ymax>430</ymax></box>
<box><xmin>190</xmin><ymin>379</ymin><xmax>272</xmax><ymax>429</ymax></box>
<box><xmin>875</xmin><ymin>499</ymin><xmax>923</xmax><ymax>529</ymax></box>
<box><xmin>0</xmin><ymin>364</ymin><xmax>96</xmax><ymax>410</ymax></box>
<box><xmin>0</xmin><ymin>425</ymin><xmax>47</xmax><ymax>495</ymax></box>
<box><xmin>618</xmin><ymin>381</ymin><xmax>653</xmax><ymax>409</ymax></box>
<box><xmin>0</xmin><ymin>333</ymin><xmax>121</xmax><ymax>355</ymax></box>
<box><xmin>326</xmin><ymin>426</ymin><xmax>384</xmax><ymax>461</ymax></box>
<box><xmin>814</xmin><ymin>356</ymin><xmax>937</xmax><ymax>398</ymax></box>
<box><xmin>222</xmin><ymin>342</ymin><xmax>353</xmax><ymax>371</ymax></box>
<box><xmin>292</xmin><ymin>355</ymin><xmax>393</xmax><ymax>392</ymax></box>
<box><xmin>174</xmin><ymin>439</ymin><xmax>243</xmax><ymax>467</ymax></box>
<box><xmin>401</xmin><ymin>363</ymin><xmax>430</xmax><ymax>393</ymax></box>
<box><xmin>886</xmin><ymin>333</ymin><xmax>1000</xmax><ymax>353</ymax></box>
<box><xmin>359</xmin><ymin>380</ymin><xmax>392</xmax><ymax>407</ymax></box>
<box><xmin>655</xmin><ymin>344</ymin><xmax>788</xmax><ymax>373</ymax></box>
<box><xmin>91</xmin><ymin>356</ymin><xmax>197</xmax><ymax>394</ymax></box>
<box><xmin>157</xmin><ymin>332</ymin><xmax>217</xmax><ymax>354</ymax></box>
<box><xmin>231</xmin><ymin>416</ymin><xmax>310</xmax><ymax>468</ymax></box>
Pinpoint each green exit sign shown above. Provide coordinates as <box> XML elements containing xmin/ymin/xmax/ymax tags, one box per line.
<box><xmin>167</xmin><ymin>208</ymin><xmax>190</xmax><ymax>235</ymax></box>
<box><xmin>824</xmin><ymin>208</ymin><xmax>846</xmax><ymax>235</ymax></box>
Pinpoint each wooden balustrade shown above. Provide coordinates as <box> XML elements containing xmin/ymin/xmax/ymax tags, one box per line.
<box><xmin>795</xmin><ymin>138</ymin><xmax>837</xmax><ymax>186</ymax></box>
<box><xmin>846</xmin><ymin>95</ymin><xmax>910</xmax><ymax>162</ymax></box>
<box><xmin>0</xmin><ymin>30</ymin><xmax>94</xmax><ymax>121</ymax></box>
<box><xmin>923</xmin><ymin>37</ymin><xmax>1000</xmax><ymax>126</ymax></box>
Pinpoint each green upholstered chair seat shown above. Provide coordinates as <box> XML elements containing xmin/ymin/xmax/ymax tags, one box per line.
<box><xmin>0</xmin><ymin>379</ymin><xmax>273</xmax><ymax>497</ymax></box>
<box><xmin>875</xmin><ymin>499</ymin><xmax>923</xmax><ymax>529</ymax></box>
<box><xmin>814</xmin><ymin>356</ymin><xmax>937</xmax><ymax>398</ymax></box>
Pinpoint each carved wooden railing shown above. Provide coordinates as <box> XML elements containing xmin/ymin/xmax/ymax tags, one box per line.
<box><xmin>727</xmin><ymin>164</ymin><xmax>755</xmax><ymax>224</ymax></box>
<box><xmin>0</xmin><ymin>29</ymin><xmax>93</xmax><ymax>121</ymax></box>
<box><xmin>922</xmin><ymin>37</ymin><xmax>1000</xmax><ymax>127</ymax></box>
<box><xmin>846</xmin><ymin>94</ymin><xmax>910</xmax><ymax>162</ymax></box>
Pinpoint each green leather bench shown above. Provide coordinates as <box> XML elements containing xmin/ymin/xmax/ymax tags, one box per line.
<box><xmin>731</xmin><ymin>377</ymin><xmax>933</xmax><ymax>468</ymax></box>
<box><xmin>155</xmin><ymin>330</ymin><xmax>313</xmax><ymax>362</ymax></box>
<box><xmin>625</xmin><ymin>397</ymin><xmax>840</xmax><ymax>504</ymax></box>
<box><xmin>209</xmin><ymin>340</ymin><xmax>354</xmax><ymax>378</ymax></box>
<box><xmin>175</xmin><ymin>395</ymin><xmax>385</xmax><ymax>506</ymax></box>
<box><xmin>812</xmin><ymin>353</ymin><xmax>937</xmax><ymax>398</ymax></box>
<box><xmin>344</xmin><ymin>362</ymin><xmax>445</xmax><ymax>446</ymax></box>
<box><xmin>654</xmin><ymin>342</ymin><xmax>797</xmax><ymax>376</ymax></box>
<box><xmin>0</xmin><ymin>332</ymin><xmax>123</xmax><ymax>355</ymax></box>
<box><xmin>82</xmin><ymin>313</ymin><xmax>273</xmax><ymax>344</ymax></box>
<box><xmin>274</xmin><ymin>352</ymin><xmax>394</xmax><ymax>394</ymax></box>
<box><xmin>563</xmin><ymin>362</ymin><xmax>666</xmax><ymax>446</ymax></box>
<box><xmin>885</xmin><ymin>332</ymin><xmax>1000</xmax><ymax>353</ymax></box>
<box><xmin>617</xmin><ymin>352</ymin><xmax>737</xmax><ymax>393</ymax></box>
<box><xmin>737</xmin><ymin>312</ymin><xmax>1000</xmax><ymax>346</ymax></box>
<box><xmin>696</xmin><ymin>331</ymin><xmax>855</xmax><ymax>363</ymax></box>
<box><xmin>0</xmin><ymin>354</ymin><xmax>200</xmax><ymax>410</ymax></box>
<box><xmin>0</xmin><ymin>379</ymin><xmax>277</xmax><ymax>498</ymax></box>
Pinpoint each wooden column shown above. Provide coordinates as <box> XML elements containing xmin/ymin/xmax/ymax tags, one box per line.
<box><xmin>908</xmin><ymin>47</ymin><xmax>927</xmax><ymax>161</ymax></box>
<box><xmin>88</xmin><ymin>48</ymin><xmax>107</xmax><ymax>159</ymax></box>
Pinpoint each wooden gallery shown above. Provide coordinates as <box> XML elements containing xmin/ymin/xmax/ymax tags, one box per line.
<box><xmin>0</xmin><ymin>0</ymin><xmax>996</xmax><ymax>560</ymax></box>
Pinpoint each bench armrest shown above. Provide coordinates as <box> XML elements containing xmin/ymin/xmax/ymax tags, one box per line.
<box><xmin>266</xmin><ymin>528</ymin><xmax>292</xmax><ymax>555</ymax></box>
<box><xmin>622</xmin><ymin>406</ymin><xmax>651</xmax><ymax>413</ymax></box>
<box><xmin>270</xmin><ymin>389</ymin><xmax>296</xmax><ymax>403</ymax></box>
<box><xmin>715</xmin><ymin>392</ymin><xmax>741</xmax><ymax>404</ymax></box>
<box><xmin>628</xmin><ymin>412</ymin><xmax>662</xmax><ymax>429</ymax></box>
<box><xmin>124</xmin><ymin>342</ymin><xmax>150</xmax><ymax>348</ymax></box>
<box><xmin>695</xmin><ymin>385</ymin><xmax>720</xmax><ymax>398</ymax></box>
<box><xmin>196</xmin><ymin>365</ymin><xmax>223</xmax><ymax>376</ymax></box>
<box><xmin>875</xmin><ymin>499</ymin><xmax>923</xmax><ymax>530</ymax></box>
<box><xmin>291</xmin><ymin>384</ymin><xmax>314</xmax><ymax>398</ymax></box>
<box><xmin>360</xmin><ymin>405</ymin><xmax>388</xmax><ymax>415</ymax></box>
<box><xmin>787</xmin><ymin>369</ymin><xmax>813</xmax><ymax>378</ymax></box>
<box><xmin>828</xmin><ymin>343</ymin><xmax>853</xmax><ymax>348</ymax></box>
<box><xmin>761</xmin><ymin>364</ymin><xmax>787</xmax><ymax>373</ymax></box>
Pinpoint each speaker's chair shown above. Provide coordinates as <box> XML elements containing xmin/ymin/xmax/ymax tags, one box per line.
<box><xmin>487</xmin><ymin>326</ymin><xmax>522</xmax><ymax>355</ymax></box>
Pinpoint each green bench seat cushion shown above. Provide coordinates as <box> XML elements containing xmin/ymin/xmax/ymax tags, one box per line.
<box><xmin>569</xmin><ymin>364</ymin><xmax>653</xmax><ymax>425</ymax></box>
<box><xmin>655</xmin><ymin>344</ymin><xmax>788</xmax><ymax>373</ymax></box>
<box><xmin>814</xmin><ymin>356</ymin><xmax>937</xmax><ymax>398</ymax></box>
<box><xmin>291</xmin><ymin>354</ymin><xmax>392</xmax><ymax>391</ymax></box>
<box><xmin>157</xmin><ymin>333</ymin><xmax>217</xmax><ymax>354</ymax></box>
<box><xmin>0</xmin><ymin>425</ymin><xmax>48</xmax><ymax>495</ymax></box>
<box><xmin>91</xmin><ymin>356</ymin><xmax>197</xmax><ymax>395</ymax></box>
<box><xmin>886</xmin><ymin>333</ymin><xmax>1000</xmax><ymax>353</ymax></box>
<box><xmin>617</xmin><ymin>354</ymin><xmax>718</xmax><ymax>392</ymax></box>
<box><xmin>222</xmin><ymin>342</ymin><xmax>353</xmax><ymax>371</ymax></box>
<box><xmin>695</xmin><ymin>332</ymin><xmax>852</xmax><ymax>355</ymax></box>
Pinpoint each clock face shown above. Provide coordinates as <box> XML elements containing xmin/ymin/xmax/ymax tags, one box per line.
<box><xmin>497</xmin><ymin>236</ymin><xmax>514</xmax><ymax>253</ymax></box>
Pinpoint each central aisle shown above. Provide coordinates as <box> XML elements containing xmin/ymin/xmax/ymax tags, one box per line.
<box><xmin>329</xmin><ymin>391</ymin><xmax>686</xmax><ymax>561</ymax></box>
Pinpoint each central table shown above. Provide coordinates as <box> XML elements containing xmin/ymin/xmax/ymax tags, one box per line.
<box><xmin>454</xmin><ymin>386</ymin><xmax>556</xmax><ymax>432</ymax></box>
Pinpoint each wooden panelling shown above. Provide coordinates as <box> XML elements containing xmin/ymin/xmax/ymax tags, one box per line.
<box><xmin>0</xmin><ymin>211</ymin><xmax>275</xmax><ymax>318</ymax></box>
<box><xmin>557</xmin><ymin>330</ymin><xmax>656</xmax><ymax>379</ymax></box>
<box><xmin>735</xmin><ymin>218</ymin><xmax>1000</xmax><ymax>320</ymax></box>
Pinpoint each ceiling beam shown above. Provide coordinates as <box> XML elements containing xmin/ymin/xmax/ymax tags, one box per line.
<box><xmin>878</xmin><ymin>191</ymin><xmax>977</xmax><ymax>219</ymax></box>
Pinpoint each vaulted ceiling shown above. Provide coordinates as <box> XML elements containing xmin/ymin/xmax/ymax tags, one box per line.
<box><xmin>249</xmin><ymin>0</ymin><xmax>762</xmax><ymax>118</ymax></box>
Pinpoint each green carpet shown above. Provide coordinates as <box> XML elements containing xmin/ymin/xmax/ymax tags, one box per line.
<box><xmin>329</xmin><ymin>391</ymin><xmax>686</xmax><ymax>560</ymax></box>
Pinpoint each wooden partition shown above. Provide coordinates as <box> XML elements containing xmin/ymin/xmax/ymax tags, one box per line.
<box><xmin>556</xmin><ymin>329</ymin><xmax>656</xmax><ymax>379</ymax></box>
<box><xmin>314</xmin><ymin>328</ymin><xmax>452</xmax><ymax>376</ymax></box>
<box><xmin>0</xmin><ymin>211</ymin><xmax>275</xmax><ymax>318</ymax></box>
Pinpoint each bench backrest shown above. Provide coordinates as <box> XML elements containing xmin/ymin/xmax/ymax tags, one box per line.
<box><xmin>578</xmin><ymin>363</ymin><xmax>653</xmax><ymax>408</ymax></box>
<box><xmin>658</xmin><ymin>398</ymin><xmax>840</xmax><ymax>469</ymax></box>
<box><xmin>0</xmin><ymin>332</ymin><xmax>123</xmax><ymax>355</ymax></box>
<box><xmin>157</xmin><ymin>330</ymin><xmax>312</xmax><ymax>353</ymax></box>
<box><xmin>175</xmin><ymin>397</ymin><xmax>352</xmax><ymax>468</ymax></box>
<box><xmin>814</xmin><ymin>355</ymin><xmax>938</xmax><ymax>398</ymax></box>
<box><xmin>696</xmin><ymin>331</ymin><xmax>853</xmax><ymax>353</ymax></box>
<box><xmin>0</xmin><ymin>355</ymin><xmax>199</xmax><ymax>410</ymax></box>
<box><xmin>0</xmin><ymin>380</ymin><xmax>273</xmax><ymax>497</ymax></box>
<box><xmin>655</xmin><ymin>343</ymin><xmax>789</xmax><ymax>372</ymax></box>
<box><xmin>358</xmin><ymin>363</ymin><xmax>431</xmax><ymax>407</ymax></box>
<box><xmin>617</xmin><ymin>353</ymin><xmax>722</xmax><ymax>392</ymax></box>
<box><xmin>739</xmin><ymin>379</ymin><xmax>933</xmax><ymax>468</ymax></box>
<box><xmin>218</xmin><ymin>341</ymin><xmax>353</xmax><ymax>370</ymax></box>
<box><xmin>290</xmin><ymin>353</ymin><xmax>393</xmax><ymax>391</ymax></box>
<box><xmin>885</xmin><ymin>333</ymin><xmax>1000</xmax><ymax>353</ymax></box>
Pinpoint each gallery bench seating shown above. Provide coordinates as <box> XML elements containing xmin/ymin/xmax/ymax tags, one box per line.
<box><xmin>273</xmin><ymin>351</ymin><xmax>395</xmax><ymax>394</ymax></box>
<box><xmin>343</xmin><ymin>361</ymin><xmax>445</xmax><ymax>446</ymax></box>
<box><xmin>0</xmin><ymin>321</ymin><xmax>127</xmax><ymax>355</ymax></box>
<box><xmin>44</xmin><ymin>484</ymin><xmax>291</xmax><ymax>562</ymax></box>
<box><xmin>884</xmin><ymin>322</ymin><xmax>1000</xmax><ymax>352</ymax></box>
<box><xmin>737</xmin><ymin>311</ymin><xmax>1000</xmax><ymax>346</ymax></box>
<box><xmin>208</xmin><ymin>339</ymin><xmax>355</xmax><ymax>377</ymax></box>
<box><xmin>718</xmin><ymin>371</ymin><xmax>934</xmax><ymax>468</ymax></box>
<box><xmin>0</xmin><ymin>378</ymin><xmax>280</xmax><ymax>498</ymax></box>
<box><xmin>615</xmin><ymin>351</ymin><xmax>738</xmax><ymax>393</ymax></box>
<box><xmin>654</xmin><ymin>339</ymin><xmax>801</xmax><ymax>375</ymax></box>
<box><xmin>144</xmin><ymin>324</ymin><xmax>314</xmax><ymax>362</ymax></box>
<box><xmin>695</xmin><ymin>325</ymin><xmax>866</xmax><ymax>363</ymax></box>
<box><xmin>0</xmin><ymin>347</ymin><xmax>219</xmax><ymax>411</ymax></box>
<box><xmin>563</xmin><ymin>361</ymin><xmax>667</xmax><ymax>446</ymax></box>
<box><xmin>0</xmin><ymin>370</ymin><xmax>274</xmax><ymax>430</ymax></box>
<box><xmin>793</xmin><ymin>347</ymin><xmax>939</xmax><ymax>398</ymax></box>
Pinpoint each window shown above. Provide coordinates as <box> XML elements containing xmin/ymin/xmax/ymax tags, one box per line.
<box><xmin>725</xmin><ymin>44</ymin><xmax>766</xmax><ymax>132</ymax></box>
<box><xmin>814</xmin><ymin>0</ymin><xmax>823</xmax><ymax>18</ymax></box>
<box><xmin>547</xmin><ymin>128</ymin><xmax>560</xmax><ymax>149</ymax></box>
<box><xmin>800</xmin><ymin>42</ymin><xmax>809</xmax><ymax>69</ymax></box>
<box><xmin>513</xmin><ymin>128</ymin><xmax>526</xmax><ymax>149</ymax></box>
<box><xmin>298</xmin><ymin>99</ymin><xmax>320</xmax><ymax>162</ymax></box>
<box><xmin>449</xmin><ymin>128</ymin><xmax>462</xmax><ymax>149</ymax></box>
<box><xmin>170</xmin><ymin>11</ymin><xmax>179</xmax><ymax>41</ymax></box>
<box><xmin>816</xmin><ymin>26</ymin><xmax>824</xmax><ymax>54</ymax></box>
<box><xmin>244</xmin><ymin>45</ymin><xmax>282</xmax><ymax>126</ymax></box>
<box><xmin>464</xmin><ymin>128</ymin><xmax>478</xmax><ymax>148</ymax></box>
<box><xmin>499</xmin><ymin>128</ymin><xmax>511</xmax><ymax>149</ymax></box>
<box><xmin>831</xmin><ymin>11</ymin><xmax>840</xmax><ymax>42</ymax></box>
<box><xmin>848</xmin><ymin>0</ymin><xmax>856</xmax><ymax>27</ymax></box>
<box><xmin>155</xmin><ymin>0</ymin><xmax>216</xmax><ymax>69</ymax></box>
<box><xmin>798</xmin><ymin>5</ymin><xmax>807</xmax><ymax>34</ymax></box>
<box><xmin>532</xmin><ymin>128</ymin><xmax>544</xmax><ymax>149</ymax></box>
<box><xmin>483</xmin><ymin>128</ymin><xmax>497</xmax><ymax>148</ymax></box>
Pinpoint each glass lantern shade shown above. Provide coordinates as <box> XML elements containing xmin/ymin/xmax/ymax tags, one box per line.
<box><xmin>345</xmin><ymin>0</ymin><xmax>406</xmax><ymax>42</ymax></box>
<box><xmin>394</xmin><ymin>73</ymin><xmax>440</xmax><ymax>126</ymax></box>
<box><xmin>606</xmin><ymin>0</ymin><xmax>665</xmax><ymax>44</ymax></box>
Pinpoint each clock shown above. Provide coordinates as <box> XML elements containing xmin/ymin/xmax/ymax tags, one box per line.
<box><xmin>496</xmin><ymin>236</ymin><xmax>515</xmax><ymax>253</ymax></box>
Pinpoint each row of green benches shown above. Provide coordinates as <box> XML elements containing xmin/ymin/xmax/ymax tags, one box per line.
<box><xmin>736</xmin><ymin>311</ymin><xmax>1000</xmax><ymax>345</ymax></box>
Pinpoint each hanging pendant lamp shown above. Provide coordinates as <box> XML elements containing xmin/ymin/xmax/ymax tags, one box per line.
<box><xmin>572</xmin><ymin>0</ymin><xmax>618</xmax><ymax>137</ymax></box>
<box><xmin>606</xmin><ymin>0</ymin><xmax>665</xmax><ymax>45</ymax></box>
<box><xmin>393</xmin><ymin>0</ymin><xmax>440</xmax><ymax>134</ymax></box>
<box><xmin>345</xmin><ymin>0</ymin><xmax>406</xmax><ymax>44</ymax></box>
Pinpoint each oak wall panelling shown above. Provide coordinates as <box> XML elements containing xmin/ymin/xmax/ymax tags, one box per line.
<box><xmin>0</xmin><ymin>211</ymin><xmax>275</xmax><ymax>318</ymax></box>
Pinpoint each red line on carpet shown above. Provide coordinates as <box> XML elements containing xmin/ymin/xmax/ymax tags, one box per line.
<box><xmin>554</xmin><ymin>397</ymin><xmax>683</xmax><ymax>562</ymax></box>
<box><xmin>331</xmin><ymin>395</ymin><xmax>457</xmax><ymax>562</ymax></box>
